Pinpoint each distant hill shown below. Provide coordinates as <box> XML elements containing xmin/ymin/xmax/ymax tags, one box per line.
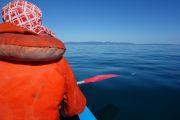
<box><xmin>65</xmin><ymin>42</ymin><xmax>180</xmax><ymax>45</ymax></box>
<box><xmin>65</xmin><ymin>41</ymin><xmax>135</xmax><ymax>45</ymax></box>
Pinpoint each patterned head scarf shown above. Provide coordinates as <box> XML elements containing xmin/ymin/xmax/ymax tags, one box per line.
<box><xmin>2</xmin><ymin>0</ymin><xmax>55</xmax><ymax>36</ymax></box>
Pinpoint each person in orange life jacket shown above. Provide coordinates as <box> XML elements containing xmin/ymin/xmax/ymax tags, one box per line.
<box><xmin>0</xmin><ymin>0</ymin><xmax>86</xmax><ymax>120</ymax></box>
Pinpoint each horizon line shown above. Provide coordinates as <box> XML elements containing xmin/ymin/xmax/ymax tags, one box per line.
<box><xmin>64</xmin><ymin>41</ymin><xmax>180</xmax><ymax>45</ymax></box>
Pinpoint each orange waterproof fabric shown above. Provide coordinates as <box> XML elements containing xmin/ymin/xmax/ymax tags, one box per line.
<box><xmin>0</xmin><ymin>58</ymin><xmax>86</xmax><ymax>120</ymax></box>
<box><xmin>0</xmin><ymin>23</ymin><xmax>65</xmax><ymax>49</ymax></box>
<box><xmin>0</xmin><ymin>23</ymin><xmax>86</xmax><ymax>120</ymax></box>
<box><xmin>0</xmin><ymin>22</ymin><xmax>36</xmax><ymax>34</ymax></box>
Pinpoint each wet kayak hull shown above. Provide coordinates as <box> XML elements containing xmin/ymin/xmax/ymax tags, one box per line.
<box><xmin>79</xmin><ymin>106</ymin><xmax>97</xmax><ymax>120</ymax></box>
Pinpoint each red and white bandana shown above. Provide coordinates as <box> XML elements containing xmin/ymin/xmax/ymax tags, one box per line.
<box><xmin>2</xmin><ymin>0</ymin><xmax>55</xmax><ymax>36</ymax></box>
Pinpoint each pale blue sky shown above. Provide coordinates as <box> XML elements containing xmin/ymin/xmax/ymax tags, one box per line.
<box><xmin>0</xmin><ymin>0</ymin><xmax>180</xmax><ymax>44</ymax></box>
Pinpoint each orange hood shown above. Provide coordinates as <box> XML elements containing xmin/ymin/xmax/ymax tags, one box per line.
<box><xmin>0</xmin><ymin>22</ymin><xmax>66</xmax><ymax>62</ymax></box>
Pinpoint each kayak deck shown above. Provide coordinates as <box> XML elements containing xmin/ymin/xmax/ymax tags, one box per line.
<box><xmin>61</xmin><ymin>106</ymin><xmax>96</xmax><ymax>120</ymax></box>
<box><xmin>79</xmin><ymin>107</ymin><xmax>97</xmax><ymax>120</ymax></box>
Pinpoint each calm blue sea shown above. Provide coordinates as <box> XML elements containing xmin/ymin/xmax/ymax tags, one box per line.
<box><xmin>64</xmin><ymin>43</ymin><xmax>180</xmax><ymax>120</ymax></box>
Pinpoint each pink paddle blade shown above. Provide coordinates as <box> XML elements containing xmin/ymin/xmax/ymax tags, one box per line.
<box><xmin>77</xmin><ymin>74</ymin><xmax>119</xmax><ymax>85</ymax></box>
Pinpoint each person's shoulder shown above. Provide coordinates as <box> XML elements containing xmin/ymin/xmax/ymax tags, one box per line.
<box><xmin>54</xmin><ymin>57</ymin><xmax>70</xmax><ymax>74</ymax></box>
<box><xmin>56</xmin><ymin>57</ymin><xmax>68</xmax><ymax>65</ymax></box>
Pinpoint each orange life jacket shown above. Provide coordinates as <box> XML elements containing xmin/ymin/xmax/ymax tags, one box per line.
<box><xmin>0</xmin><ymin>23</ymin><xmax>86</xmax><ymax>120</ymax></box>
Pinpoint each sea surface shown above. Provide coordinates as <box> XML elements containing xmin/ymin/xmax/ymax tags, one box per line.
<box><xmin>64</xmin><ymin>43</ymin><xmax>180</xmax><ymax>120</ymax></box>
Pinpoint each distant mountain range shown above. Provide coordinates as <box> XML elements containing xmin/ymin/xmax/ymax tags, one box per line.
<box><xmin>65</xmin><ymin>41</ymin><xmax>134</xmax><ymax>44</ymax></box>
<box><xmin>65</xmin><ymin>41</ymin><xmax>179</xmax><ymax>45</ymax></box>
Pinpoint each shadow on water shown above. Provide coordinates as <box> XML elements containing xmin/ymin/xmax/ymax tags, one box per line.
<box><xmin>94</xmin><ymin>104</ymin><xmax>121</xmax><ymax>120</ymax></box>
